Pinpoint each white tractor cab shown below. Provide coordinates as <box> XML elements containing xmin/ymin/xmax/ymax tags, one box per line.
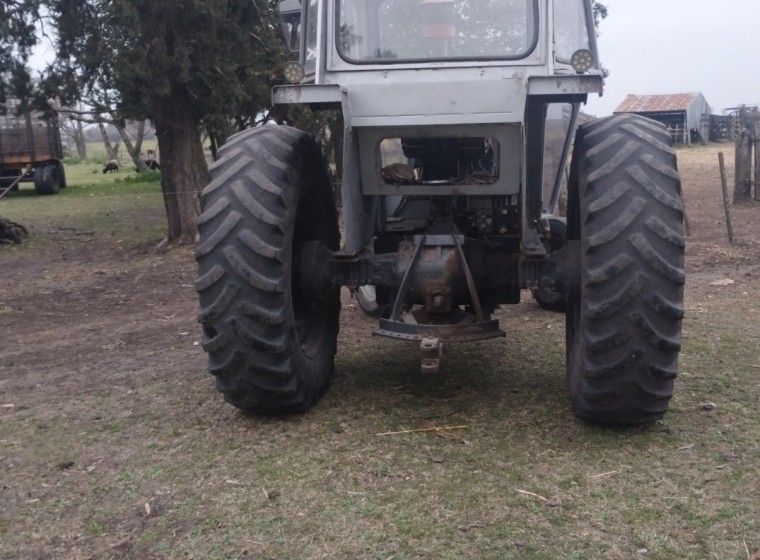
<box><xmin>195</xmin><ymin>0</ymin><xmax>685</xmax><ymax>426</ymax></box>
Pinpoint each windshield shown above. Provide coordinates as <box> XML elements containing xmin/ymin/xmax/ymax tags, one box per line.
<box><xmin>337</xmin><ymin>0</ymin><xmax>537</xmax><ymax>63</ymax></box>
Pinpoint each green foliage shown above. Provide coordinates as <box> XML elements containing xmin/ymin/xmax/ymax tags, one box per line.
<box><xmin>28</xmin><ymin>0</ymin><xmax>298</xmax><ymax>243</ymax></box>
<box><xmin>0</xmin><ymin>0</ymin><xmax>41</xmax><ymax>108</ymax></box>
<box><xmin>592</xmin><ymin>1</ymin><xmax>608</xmax><ymax>28</ymax></box>
<box><xmin>45</xmin><ymin>0</ymin><xmax>288</xmax><ymax>137</ymax></box>
<box><xmin>91</xmin><ymin>153</ymin><xmax>111</xmax><ymax>166</ymax></box>
<box><xmin>115</xmin><ymin>170</ymin><xmax>161</xmax><ymax>184</ymax></box>
<box><xmin>61</xmin><ymin>160</ymin><xmax>159</xmax><ymax>193</ymax></box>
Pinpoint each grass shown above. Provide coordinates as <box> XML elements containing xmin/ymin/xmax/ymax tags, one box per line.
<box><xmin>0</xmin><ymin>144</ymin><xmax>759</xmax><ymax>559</ymax></box>
<box><xmin>0</xmin><ymin>157</ymin><xmax>166</xmax><ymax>248</ymax></box>
<box><xmin>4</xmin><ymin>295</ymin><xmax>758</xmax><ymax>559</ymax></box>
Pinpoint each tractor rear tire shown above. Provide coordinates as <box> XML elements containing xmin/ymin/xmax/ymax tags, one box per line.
<box><xmin>195</xmin><ymin>125</ymin><xmax>341</xmax><ymax>414</ymax></box>
<box><xmin>566</xmin><ymin>114</ymin><xmax>685</xmax><ymax>426</ymax></box>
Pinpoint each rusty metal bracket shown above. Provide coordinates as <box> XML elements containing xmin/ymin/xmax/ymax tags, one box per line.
<box><xmin>388</xmin><ymin>235</ymin><xmax>426</xmax><ymax>321</ymax></box>
<box><xmin>450</xmin><ymin>226</ymin><xmax>485</xmax><ymax>322</ymax></box>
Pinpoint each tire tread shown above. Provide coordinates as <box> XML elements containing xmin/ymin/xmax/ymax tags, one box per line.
<box><xmin>566</xmin><ymin>114</ymin><xmax>685</xmax><ymax>425</ymax></box>
<box><xmin>195</xmin><ymin>124</ymin><xmax>339</xmax><ymax>414</ymax></box>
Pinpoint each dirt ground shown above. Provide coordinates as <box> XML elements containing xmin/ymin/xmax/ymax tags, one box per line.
<box><xmin>1</xmin><ymin>142</ymin><xmax>759</xmax><ymax>559</ymax></box>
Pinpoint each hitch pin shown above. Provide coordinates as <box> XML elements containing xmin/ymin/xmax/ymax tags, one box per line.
<box><xmin>420</xmin><ymin>337</ymin><xmax>444</xmax><ymax>374</ymax></box>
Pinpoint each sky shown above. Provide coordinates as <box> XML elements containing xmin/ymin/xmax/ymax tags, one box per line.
<box><xmin>585</xmin><ymin>0</ymin><xmax>760</xmax><ymax>117</ymax></box>
<box><xmin>29</xmin><ymin>0</ymin><xmax>760</xmax><ymax>117</ymax></box>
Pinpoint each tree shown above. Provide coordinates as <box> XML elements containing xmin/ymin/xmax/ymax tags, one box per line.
<box><xmin>57</xmin><ymin>102</ymin><xmax>89</xmax><ymax>160</ymax></box>
<box><xmin>592</xmin><ymin>1</ymin><xmax>609</xmax><ymax>29</ymax></box>
<box><xmin>0</xmin><ymin>1</ymin><xmax>40</xmax><ymax>110</ymax></box>
<box><xmin>115</xmin><ymin>119</ymin><xmax>151</xmax><ymax>173</ymax></box>
<box><xmin>40</xmin><ymin>0</ymin><xmax>286</xmax><ymax>245</ymax></box>
<box><xmin>51</xmin><ymin>99</ymin><xmax>156</xmax><ymax>171</ymax></box>
<box><xmin>97</xmin><ymin>122</ymin><xmax>120</xmax><ymax>161</ymax></box>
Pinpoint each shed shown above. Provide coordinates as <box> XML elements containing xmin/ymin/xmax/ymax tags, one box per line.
<box><xmin>613</xmin><ymin>93</ymin><xmax>711</xmax><ymax>145</ymax></box>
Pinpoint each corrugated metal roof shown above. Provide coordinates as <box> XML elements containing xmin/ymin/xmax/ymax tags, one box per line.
<box><xmin>613</xmin><ymin>93</ymin><xmax>701</xmax><ymax>114</ymax></box>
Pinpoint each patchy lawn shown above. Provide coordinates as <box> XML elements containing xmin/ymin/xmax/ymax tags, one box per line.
<box><xmin>0</xmin><ymin>145</ymin><xmax>759</xmax><ymax>559</ymax></box>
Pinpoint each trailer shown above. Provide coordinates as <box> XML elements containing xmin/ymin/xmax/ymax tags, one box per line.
<box><xmin>0</xmin><ymin>98</ymin><xmax>66</xmax><ymax>196</ymax></box>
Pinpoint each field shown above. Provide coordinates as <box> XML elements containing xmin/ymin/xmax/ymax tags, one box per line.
<box><xmin>0</xmin><ymin>143</ymin><xmax>759</xmax><ymax>559</ymax></box>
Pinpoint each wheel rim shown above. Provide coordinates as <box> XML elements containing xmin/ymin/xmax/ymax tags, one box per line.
<box><xmin>291</xmin><ymin>191</ymin><xmax>335</xmax><ymax>360</ymax></box>
<box><xmin>534</xmin><ymin>220</ymin><xmax>568</xmax><ymax>308</ymax></box>
<box><xmin>357</xmin><ymin>285</ymin><xmax>377</xmax><ymax>304</ymax></box>
<box><xmin>48</xmin><ymin>165</ymin><xmax>60</xmax><ymax>191</ymax></box>
<box><xmin>292</xmin><ymin>265</ymin><xmax>328</xmax><ymax>360</ymax></box>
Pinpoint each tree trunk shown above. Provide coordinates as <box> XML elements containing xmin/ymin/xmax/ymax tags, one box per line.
<box><xmin>113</xmin><ymin>117</ymin><xmax>149</xmax><ymax>173</ymax></box>
<box><xmin>207</xmin><ymin>129</ymin><xmax>219</xmax><ymax>162</ymax></box>
<box><xmin>59</xmin><ymin>113</ymin><xmax>88</xmax><ymax>161</ymax></box>
<box><xmin>0</xmin><ymin>217</ymin><xmax>29</xmax><ymax>244</ymax></box>
<box><xmin>98</xmin><ymin>122</ymin><xmax>119</xmax><ymax>161</ymax></box>
<box><xmin>153</xmin><ymin>90</ymin><xmax>206</xmax><ymax>245</ymax></box>
<box><xmin>74</xmin><ymin>120</ymin><xmax>87</xmax><ymax>161</ymax></box>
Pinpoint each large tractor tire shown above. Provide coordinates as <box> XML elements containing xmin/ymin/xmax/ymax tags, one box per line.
<box><xmin>566</xmin><ymin>114</ymin><xmax>685</xmax><ymax>426</ymax></box>
<box><xmin>33</xmin><ymin>163</ymin><xmax>62</xmax><ymax>195</ymax></box>
<box><xmin>195</xmin><ymin>125</ymin><xmax>341</xmax><ymax>414</ymax></box>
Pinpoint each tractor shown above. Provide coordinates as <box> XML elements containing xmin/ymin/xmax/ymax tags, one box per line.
<box><xmin>195</xmin><ymin>0</ymin><xmax>685</xmax><ymax>426</ymax></box>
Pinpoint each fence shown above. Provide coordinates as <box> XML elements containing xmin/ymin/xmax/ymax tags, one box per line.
<box><xmin>733</xmin><ymin>106</ymin><xmax>760</xmax><ymax>201</ymax></box>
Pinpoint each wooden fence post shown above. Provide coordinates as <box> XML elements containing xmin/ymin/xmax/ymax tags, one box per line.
<box><xmin>734</xmin><ymin>127</ymin><xmax>753</xmax><ymax>201</ymax></box>
<box><xmin>755</xmin><ymin>122</ymin><xmax>760</xmax><ymax>201</ymax></box>
<box><xmin>719</xmin><ymin>152</ymin><xmax>735</xmax><ymax>243</ymax></box>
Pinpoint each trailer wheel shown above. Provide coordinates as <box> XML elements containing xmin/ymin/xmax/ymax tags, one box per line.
<box><xmin>533</xmin><ymin>217</ymin><xmax>568</xmax><ymax>312</ymax></box>
<box><xmin>33</xmin><ymin>164</ymin><xmax>62</xmax><ymax>195</ymax></box>
<box><xmin>55</xmin><ymin>161</ymin><xmax>67</xmax><ymax>189</ymax></box>
<box><xmin>195</xmin><ymin>125</ymin><xmax>340</xmax><ymax>414</ymax></box>
<box><xmin>566</xmin><ymin>114</ymin><xmax>685</xmax><ymax>426</ymax></box>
